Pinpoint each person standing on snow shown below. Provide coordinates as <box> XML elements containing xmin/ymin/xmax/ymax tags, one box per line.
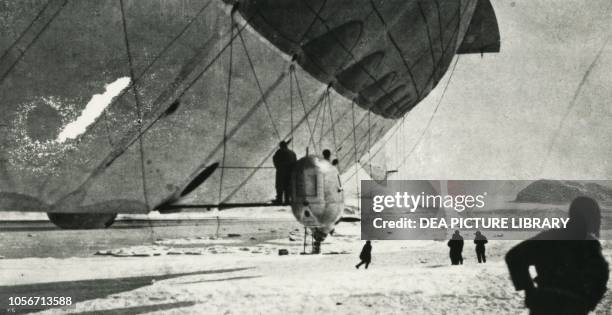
<box><xmin>448</xmin><ymin>230</ymin><xmax>464</xmax><ymax>265</ymax></box>
<box><xmin>474</xmin><ymin>231</ymin><xmax>488</xmax><ymax>263</ymax></box>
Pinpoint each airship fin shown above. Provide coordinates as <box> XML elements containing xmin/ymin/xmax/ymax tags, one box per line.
<box><xmin>156</xmin><ymin>162</ymin><xmax>220</xmax><ymax>213</ymax></box>
<box><xmin>457</xmin><ymin>0</ymin><xmax>500</xmax><ymax>54</ymax></box>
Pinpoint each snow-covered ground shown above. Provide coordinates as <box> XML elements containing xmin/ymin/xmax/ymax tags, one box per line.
<box><xmin>0</xmin><ymin>206</ymin><xmax>293</xmax><ymax>221</ymax></box>
<box><xmin>1</xmin><ymin>221</ymin><xmax>610</xmax><ymax>314</ymax></box>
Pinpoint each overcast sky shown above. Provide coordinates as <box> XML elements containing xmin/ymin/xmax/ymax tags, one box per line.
<box><xmin>381</xmin><ymin>0</ymin><xmax>612</xmax><ymax>180</ymax></box>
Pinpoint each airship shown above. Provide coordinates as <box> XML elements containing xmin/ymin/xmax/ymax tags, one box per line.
<box><xmin>0</xmin><ymin>0</ymin><xmax>500</xmax><ymax>242</ymax></box>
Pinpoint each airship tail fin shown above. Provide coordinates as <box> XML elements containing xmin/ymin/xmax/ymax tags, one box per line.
<box><xmin>457</xmin><ymin>0</ymin><xmax>500</xmax><ymax>54</ymax></box>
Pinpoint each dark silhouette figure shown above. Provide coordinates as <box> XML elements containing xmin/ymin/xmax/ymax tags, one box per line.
<box><xmin>506</xmin><ymin>196</ymin><xmax>609</xmax><ymax>315</ymax></box>
<box><xmin>355</xmin><ymin>241</ymin><xmax>372</xmax><ymax>269</ymax></box>
<box><xmin>474</xmin><ymin>231</ymin><xmax>488</xmax><ymax>263</ymax></box>
<box><xmin>448</xmin><ymin>230</ymin><xmax>464</xmax><ymax>265</ymax></box>
<box><xmin>322</xmin><ymin>149</ymin><xmax>331</xmax><ymax>161</ymax></box>
<box><xmin>272</xmin><ymin>141</ymin><xmax>296</xmax><ymax>204</ymax></box>
<box><xmin>332</xmin><ymin>158</ymin><xmax>339</xmax><ymax>167</ymax></box>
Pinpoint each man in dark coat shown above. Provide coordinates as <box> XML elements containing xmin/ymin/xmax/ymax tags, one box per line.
<box><xmin>272</xmin><ymin>141</ymin><xmax>296</xmax><ymax>204</ymax></box>
<box><xmin>474</xmin><ymin>231</ymin><xmax>488</xmax><ymax>263</ymax></box>
<box><xmin>505</xmin><ymin>196</ymin><xmax>609</xmax><ymax>315</ymax></box>
<box><xmin>355</xmin><ymin>241</ymin><xmax>372</xmax><ymax>269</ymax></box>
<box><xmin>448</xmin><ymin>230</ymin><xmax>464</xmax><ymax>265</ymax></box>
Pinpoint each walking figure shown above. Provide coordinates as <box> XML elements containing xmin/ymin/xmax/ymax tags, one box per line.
<box><xmin>474</xmin><ymin>231</ymin><xmax>488</xmax><ymax>263</ymax></box>
<box><xmin>355</xmin><ymin>241</ymin><xmax>372</xmax><ymax>269</ymax></box>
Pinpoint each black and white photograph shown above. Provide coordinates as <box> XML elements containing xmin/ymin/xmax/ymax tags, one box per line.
<box><xmin>0</xmin><ymin>0</ymin><xmax>611</xmax><ymax>314</ymax></box>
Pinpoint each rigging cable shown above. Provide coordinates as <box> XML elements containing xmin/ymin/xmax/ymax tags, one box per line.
<box><xmin>301</xmin><ymin>0</ymin><xmax>413</xmax><ymax>107</ymax></box>
<box><xmin>367</xmin><ymin>110</ymin><xmax>372</xmax><ymax>177</ymax></box>
<box><xmin>350</xmin><ymin>101</ymin><xmax>360</xmax><ymax>210</ymax></box>
<box><xmin>214</xmin><ymin>46</ymin><xmax>332</xmax><ymax>205</ymax></box>
<box><xmin>327</xmin><ymin>89</ymin><xmax>339</xmax><ymax>154</ymax></box>
<box><xmin>237</xmin><ymin>28</ymin><xmax>282</xmax><ymax>141</ymax></box>
<box><xmin>318</xmin><ymin>88</ymin><xmax>329</xmax><ymax>148</ymax></box>
<box><xmin>393</xmin><ymin>55</ymin><xmax>460</xmax><ymax>171</ymax></box>
<box><xmin>119</xmin><ymin>0</ymin><xmax>153</xmax><ymax>239</ymax></box>
<box><xmin>91</xmin><ymin>21</ymin><xmax>249</xmax><ymax>174</ymax></box>
<box><xmin>347</xmin><ymin>2</ymin><xmax>474</xmax><ymax>180</ymax></box>
<box><xmin>216</xmin><ymin>8</ymin><xmax>241</xmax><ymax>237</ymax></box>
<box><xmin>220</xmin><ymin>87</ymin><xmax>329</xmax><ymax>203</ymax></box>
<box><xmin>368</xmin><ymin>0</ymin><xmax>420</xmax><ymax>99</ymax></box>
<box><xmin>292</xmin><ymin>69</ymin><xmax>320</xmax><ymax>152</ymax></box>
<box><xmin>311</xmin><ymin>88</ymin><xmax>327</xmax><ymax>144</ymax></box>
<box><xmin>297</xmin><ymin>0</ymin><xmax>328</xmax><ymax>44</ymax></box>
<box><xmin>335</xmin><ymin>109</ymin><xmax>370</xmax><ymax>160</ymax></box>
<box><xmin>0</xmin><ymin>0</ymin><xmax>69</xmax><ymax>87</ymax></box>
<box><xmin>341</xmin><ymin>116</ymin><xmax>403</xmax><ymax>185</ymax></box>
<box><xmin>34</xmin><ymin>0</ymin><xmax>220</xmax><ymax>190</ymax></box>
<box><xmin>218</xmin><ymin>14</ymin><xmax>235</xmax><ymax>206</ymax></box>
<box><xmin>0</xmin><ymin>0</ymin><xmax>53</xmax><ymax>63</ymax></box>
<box><xmin>289</xmin><ymin>64</ymin><xmax>295</xmax><ymax>150</ymax></box>
<box><xmin>335</xmin><ymin>7</ymin><xmax>467</xmax><ymax>177</ymax></box>
<box><xmin>102</xmin><ymin>0</ymin><xmax>213</xmax><ymax>147</ymax></box>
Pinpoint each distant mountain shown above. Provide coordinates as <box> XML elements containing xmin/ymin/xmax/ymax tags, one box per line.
<box><xmin>515</xmin><ymin>180</ymin><xmax>612</xmax><ymax>204</ymax></box>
